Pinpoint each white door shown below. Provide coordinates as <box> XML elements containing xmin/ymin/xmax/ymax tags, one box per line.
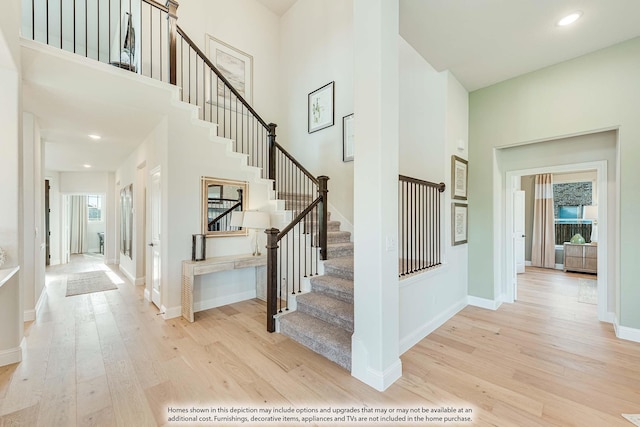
<box><xmin>149</xmin><ymin>167</ymin><xmax>162</xmax><ymax>308</ymax></box>
<box><xmin>513</xmin><ymin>190</ymin><xmax>526</xmax><ymax>299</ymax></box>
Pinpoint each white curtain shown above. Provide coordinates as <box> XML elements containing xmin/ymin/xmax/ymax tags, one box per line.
<box><xmin>531</xmin><ymin>174</ymin><xmax>556</xmax><ymax>268</ymax></box>
<box><xmin>69</xmin><ymin>195</ymin><xmax>87</xmax><ymax>254</ymax></box>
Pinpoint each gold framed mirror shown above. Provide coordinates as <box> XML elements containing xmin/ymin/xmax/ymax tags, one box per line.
<box><xmin>201</xmin><ymin>177</ymin><xmax>248</xmax><ymax>237</ymax></box>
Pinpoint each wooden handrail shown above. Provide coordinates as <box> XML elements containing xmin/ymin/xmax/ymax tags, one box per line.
<box><xmin>176</xmin><ymin>25</ymin><xmax>270</xmax><ymax>130</ymax></box>
<box><xmin>275</xmin><ymin>142</ymin><xmax>319</xmax><ymax>185</ymax></box>
<box><xmin>277</xmin><ymin>197</ymin><xmax>322</xmax><ymax>240</ymax></box>
<box><xmin>399</xmin><ymin>174</ymin><xmax>446</xmax><ymax>192</ymax></box>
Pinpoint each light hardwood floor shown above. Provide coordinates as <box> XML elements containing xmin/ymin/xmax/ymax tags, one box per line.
<box><xmin>1</xmin><ymin>260</ymin><xmax>639</xmax><ymax>426</ymax></box>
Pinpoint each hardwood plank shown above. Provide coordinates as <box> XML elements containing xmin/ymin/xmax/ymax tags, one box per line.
<box><xmin>1</xmin><ymin>255</ymin><xmax>638</xmax><ymax>426</ymax></box>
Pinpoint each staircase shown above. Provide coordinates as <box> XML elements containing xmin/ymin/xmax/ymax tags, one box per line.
<box><xmin>278</xmin><ymin>204</ymin><xmax>354</xmax><ymax>370</ymax></box>
<box><xmin>25</xmin><ymin>0</ymin><xmax>353</xmax><ymax>371</ymax></box>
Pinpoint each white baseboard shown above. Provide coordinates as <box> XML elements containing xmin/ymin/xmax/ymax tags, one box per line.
<box><xmin>50</xmin><ymin>258</ymin><xmax>61</xmax><ymax>266</ymax></box>
<box><xmin>525</xmin><ymin>261</ymin><xmax>532</xmax><ymax>266</ymax></box>
<box><xmin>605</xmin><ymin>311</ymin><xmax>616</xmax><ymax>324</ymax></box>
<box><xmin>399</xmin><ymin>298</ymin><xmax>467</xmax><ymax>355</ymax></box>
<box><xmin>118</xmin><ymin>265</ymin><xmax>135</xmax><ymax>285</ymax></box>
<box><xmin>24</xmin><ymin>286</ymin><xmax>47</xmax><ymax>322</ymax></box>
<box><xmin>193</xmin><ymin>290</ymin><xmax>256</xmax><ymax>313</ymax></box>
<box><xmin>0</xmin><ymin>338</ymin><xmax>24</xmax><ymax>367</ymax></box>
<box><xmin>351</xmin><ymin>335</ymin><xmax>402</xmax><ymax>391</ymax></box>
<box><xmin>555</xmin><ymin>263</ymin><xmax>564</xmax><ymax>270</ymax></box>
<box><xmin>143</xmin><ymin>288</ymin><xmax>151</xmax><ymax>302</ymax></box>
<box><xmin>161</xmin><ymin>305</ymin><xmax>182</xmax><ymax>320</ymax></box>
<box><xmin>134</xmin><ymin>276</ymin><xmax>145</xmax><ymax>286</ymax></box>
<box><xmin>467</xmin><ymin>295</ymin><xmax>502</xmax><ymax>311</ymax></box>
<box><xmin>24</xmin><ymin>309</ymin><xmax>35</xmax><ymax>322</ymax></box>
<box><xmin>614</xmin><ymin>318</ymin><xmax>640</xmax><ymax>343</ymax></box>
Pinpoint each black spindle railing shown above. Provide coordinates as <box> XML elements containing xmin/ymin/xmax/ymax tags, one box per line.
<box><xmin>266</xmin><ymin>176</ymin><xmax>328</xmax><ymax>332</ymax></box>
<box><xmin>399</xmin><ymin>175</ymin><xmax>445</xmax><ymax>277</ymax></box>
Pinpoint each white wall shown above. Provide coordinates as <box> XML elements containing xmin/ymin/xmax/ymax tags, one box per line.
<box><xmin>397</xmin><ymin>38</ymin><xmax>469</xmax><ymax>353</ymax></box>
<box><xmin>60</xmin><ymin>171</ymin><xmax>109</xmax><ymax>193</ymax></box>
<box><xmin>0</xmin><ymin>0</ymin><xmax>23</xmax><ymax>366</ymax></box>
<box><xmin>279</xmin><ymin>0</ymin><xmax>354</xmax><ymax>224</ymax></box>
<box><xmin>177</xmin><ymin>0</ymin><xmax>281</xmax><ymax>124</ymax></box>
<box><xmin>21</xmin><ymin>112</ymin><xmax>46</xmax><ymax>321</ymax></box>
<box><xmin>164</xmin><ymin>105</ymin><xmax>273</xmax><ymax>317</ymax></box>
<box><xmin>469</xmin><ymin>37</ymin><xmax>640</xmax><ymax>331</ymax></box>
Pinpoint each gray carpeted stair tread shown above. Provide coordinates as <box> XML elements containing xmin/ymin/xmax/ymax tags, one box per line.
<box><xmin>296</xmin><ymin>292</ymin><xmax>353</xmax><ymax>332</ymax></box>
<box><xmin>309</xmin><ymin>274</ymin><xmax>353</xmax><ymax>303</ymax></box>
<box><xmin>326</xmin><ymin>242</ymin><xmax>354</xmax><ymax>258</ymax></box>
<box><xmin>279</xmin><ymin>311</ymin><xmax>351</xmax><ymax>370</ymax></box>
<box><xmin>323</xmin><ymin>256</ymin><xmax>354</xmax><ymax>280</ymax></box>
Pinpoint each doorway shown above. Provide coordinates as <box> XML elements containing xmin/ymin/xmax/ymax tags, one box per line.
<box><xmin>503</xmin><ymin>161</ymin><xmax>608</xmax><ymax>322</ymax></box>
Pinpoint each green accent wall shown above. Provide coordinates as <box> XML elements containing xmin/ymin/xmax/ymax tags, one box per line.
<box><xmin>469</xmin><ymin>37</ymin><xmax>640</xmax><ymax>329</ymax></box>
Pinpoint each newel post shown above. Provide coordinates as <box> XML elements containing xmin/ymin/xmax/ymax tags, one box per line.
<box><xmin>318</xmin><ymin>176</ymin><xmax>329</xmax><ymax>261</ymax></box>
<box><xmin>265</xmin><ymin>227</ymin><xmax>279</xmax><ymax>332</ymax></box>
<box><xmin>166</xmin><ymin>0</ymin><xmax>179</xmax><ymax>85</ymax></box>
<box><xmin>268</xmin><ymin>123</ymin><xmax>277</xmax><ymax>189</ymax></box>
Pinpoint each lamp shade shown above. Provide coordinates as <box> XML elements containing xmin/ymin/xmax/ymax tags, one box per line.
<box><xmin>242</xmin><ymin>211</ymin><xmax>270</xmax><ymax>229</ymax></box>
<box><xmin>230</xmin><ymin>210</ymin><xmax>244</xmax><ymax>227</ymax></box>
<box><xmin>583</xmin><ymin>205</ymin><xmax>598</xmax><ymax>220</ymax></box>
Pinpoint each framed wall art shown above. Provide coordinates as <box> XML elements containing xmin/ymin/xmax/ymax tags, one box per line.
<box><xmin>206</xmin><ymin>35</ymin><xmax>253</xmax><ymax>103</ymax></box>
<box><xmin>342</xmin><ymin>113</ymin><xmax>354</xmax><ymax>162</ymax></box>
<box><xmin>308</xmin><ymin>81</ymin><xmax>335</xmax><ymax>133</ymax></box>
<box><xmin>451</xmin><ymin>155</ymin><xmax>468</xmax><ymax>200</ymax></box>
<box><xmin>452</xmin><ymin>203</ymin><xmax>468</xmax><ymax>246</ymax></box>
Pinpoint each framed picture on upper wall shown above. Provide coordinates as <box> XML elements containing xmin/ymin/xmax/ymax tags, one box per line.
<box><xmin>205</xmin><ymin>34</ymin><xmax>253</xmax><ymax>103</ymax></box>
<box><xmin>343</xmin><ymin>113</ymin><xmax>354</xmax><ymax>162</ymax></box>
<box><xmin>308</xmin><ymin>81</ymin><xmax>335</xmax><ymax>133</ymax></box>
<box><xmin>451</xmin><ymin>155</ymin><xmax>468</xmax><ymax>200</ymax></box>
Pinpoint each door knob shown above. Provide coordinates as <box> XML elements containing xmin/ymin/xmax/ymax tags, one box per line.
<box><xmin>148</xmin><ymin>243</ymin><xmax>154</xmax><ymax>247</ymax></box>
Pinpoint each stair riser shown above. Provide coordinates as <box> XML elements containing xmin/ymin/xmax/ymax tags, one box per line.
<box><xmin>324</xmin><ymin>264</ymin><xmax>354</xmax><ymax>281</ymax></box>
<box><xmin>326</xmin><ymin>245</ymin><xmax>354</xmax><ymax>258</ymax></box>
<box><xmin>279</xmin><ymin>318</ymin><xmax>351</xmax><ymax>371</ymax></box>
<box><xmin>310</xmin><ymin>283</ymin><xmax>353</xmax><ymax>303</ymax></box>
<box><xmin>296</xmin><ymin>299</ymin><xmax>354</xmax><ymax>333</ymax></box>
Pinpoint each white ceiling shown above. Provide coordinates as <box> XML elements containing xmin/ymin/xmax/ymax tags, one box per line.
<box><xmin>399</xmin><ymin>0</ymin><xmax>640</xmax><ymax>91</ymax></box>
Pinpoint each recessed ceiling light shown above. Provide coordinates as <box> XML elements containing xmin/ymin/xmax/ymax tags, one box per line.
<box><xmin>558</xmin><ymin>11</ymin><xmax>582</xmax><ymax>26</ymax></box>
<box><xmin>88</xmin><ymin>134</ymin><xmax>101</xmax><ymax>140</ymax></box>
<box><xmin>83</xmin><ymin>164</ymin><xmax>92</xmax><ymax>168</ymax></box>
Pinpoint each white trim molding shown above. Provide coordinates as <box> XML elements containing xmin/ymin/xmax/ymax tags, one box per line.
<box><xmin>0</xmin><ymin>338</ymin><xmax>25</xmax><ymax>367</ymax></box>
<box><xmin>400</xmin><ymin>298</ymin><xmax>466</xmax><ymax>354</ymax></box>
<box><xmin>614</xmin><ymin>319</ymin><xmax>640</xmax><ymax>343</ymax></box>
<box><xmin>161</xmin><ymin>305</ymin><xmax>182</xmax><ymax>320</ymax></box>
<box><xmin>467</xmin><ymin>295</ymin><xmax>502</xmax><ymax>311</ymax></box>
<box><xmin>351</xmin><ymin>335</ymin><xmax>403</xmax><ymax>392</ymax></box>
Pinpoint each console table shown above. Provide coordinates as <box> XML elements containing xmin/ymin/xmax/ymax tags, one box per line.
<box><xmin>563</xmin><ymin>243</ymin><xmax>597</xmax><ymax>274</ymax></box>
<box><xmin>181</xmin><ymin>254</ymin><xmax>266</xmax><ymax>322</ymax></box>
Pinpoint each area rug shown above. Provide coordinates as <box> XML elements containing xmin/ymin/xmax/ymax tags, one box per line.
<box><xmin>66</xmin><ymin>270</ymin><xmax>118</xmax><ymax>297</ymax></box>
<box><xmin>577</xmin><ymin>278</ymin><xmax>597</xmax><ymax>304</ymax></box>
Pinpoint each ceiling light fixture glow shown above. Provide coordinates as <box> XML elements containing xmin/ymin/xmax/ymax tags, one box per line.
<box><xmin>83</xmin><ymin>164</ymin><xmax>92</xmax><ymax>168</ymax></box>
<box><xmin>88</xmin><ymin>134</ymin><xmax>101</xmax><ymax>140</ymax></box>
<box><xmin>557</xmin><ymin>11</ymin><xmax>582</xmax><ymax>26</ymax></box>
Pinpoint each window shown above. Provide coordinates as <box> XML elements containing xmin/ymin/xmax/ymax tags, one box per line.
<box><xmin>87</xmin><ymin>195</ymin><xmax>103</xmax><ymax>222</ymax></box>
<box><xmin>553</xmin><ymin>182</ymin><xmax>592</xmax><ymax>244</ymax></box>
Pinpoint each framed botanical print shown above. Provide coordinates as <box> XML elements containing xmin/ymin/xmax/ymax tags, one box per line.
<box><xmin>308</xmin><ymin>81</ymin><xmax>335</xmax><ymax>133</ymax></box>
